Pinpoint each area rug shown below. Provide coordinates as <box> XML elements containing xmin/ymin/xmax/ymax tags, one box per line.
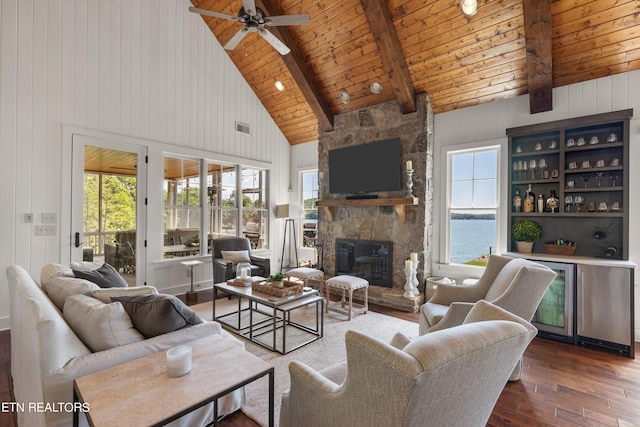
<box><xmin>193</xmin><ymin>299</ymin><xmax>419</xmax><ymax>427</ymax></box>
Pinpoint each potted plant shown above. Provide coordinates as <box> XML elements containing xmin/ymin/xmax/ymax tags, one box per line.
<box><xmin>512</xmin><ymin>219</ymin><xmax>542</xmax><ymax>253</ymax></box>
<box><xmin>268</xmin><ymin>272</ymin><xmax>285</xmax><ymax>288</ymax></box>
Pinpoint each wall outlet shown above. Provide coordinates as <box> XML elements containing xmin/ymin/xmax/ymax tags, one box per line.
<box><xmin>42</xmin><ymin>212</ymin><xmax>57</xmax><ymax>223</ymax></box>
<box><xmin>36</xmin><ymin>225</ymin><xmax>56</xmax><ymax>236</ymax></box>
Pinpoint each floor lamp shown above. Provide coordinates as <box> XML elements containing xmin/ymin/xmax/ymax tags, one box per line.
<box><xmin>276</xmin><ymin>204</ymin><xmax>299</xmax><ymax>272</ymax></box>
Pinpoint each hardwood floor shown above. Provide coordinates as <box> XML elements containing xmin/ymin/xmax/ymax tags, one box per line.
<box><xmin>3</xmin><ymin>289</ymin><xmax>639</xmax><ymax>426</ymax></box>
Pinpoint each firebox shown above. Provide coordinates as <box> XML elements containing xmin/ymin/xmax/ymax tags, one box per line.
<box><xmin>335</xmin><ymin>239</ymin><xmax>393</xmax><ymax>287</ymax></box>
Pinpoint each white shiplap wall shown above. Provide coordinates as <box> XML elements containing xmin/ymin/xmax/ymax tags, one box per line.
<box><xmin>432</xmin><ymin>69</ymin><xmax>640</xmax><ymax>337</ymax></box>
<box><xmin>0</xmin><ymin>0</ymin><xmax>291</xmax><ymax>329</ymax></box>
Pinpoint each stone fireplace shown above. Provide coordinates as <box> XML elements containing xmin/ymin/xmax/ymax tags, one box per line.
<box><xmin>317</xmin><ymin>94</ymin><xmax>434</xmax><ymax>312</ymax></box>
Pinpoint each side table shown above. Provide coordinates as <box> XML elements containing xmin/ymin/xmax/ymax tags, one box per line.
<box><xmin>181</xmin><ymin>259</ymin><xmax>203</xmax><ymax>303</ymax></box>
<box><xmin>73</xmin><ymin>334</ymin><xmax>274</xmax><ymax>426</ymax></box>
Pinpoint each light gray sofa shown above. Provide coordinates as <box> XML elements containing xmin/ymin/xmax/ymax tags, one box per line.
<box><xmin>6</xmin><ymin>263</ymin><xmax>245</xmax><ymax>427</ymax></box>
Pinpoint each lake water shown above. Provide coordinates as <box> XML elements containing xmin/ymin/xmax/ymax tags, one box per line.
<box><xmin>450</xmin><ymin>219</ymin><xmax>496</xmax><ymax>264</ymax></box>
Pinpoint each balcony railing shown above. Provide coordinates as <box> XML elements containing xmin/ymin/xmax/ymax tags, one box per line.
<box><xmin>83</xmin><ymin>231</ymin><xmax>117</xmax><ymax>257</ymax></box>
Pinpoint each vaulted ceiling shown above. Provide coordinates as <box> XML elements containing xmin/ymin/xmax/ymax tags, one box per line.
<box><xmin>190</xmin><ymin>0</ymin><xmax>640</xmax><ymax>145</ymax></box>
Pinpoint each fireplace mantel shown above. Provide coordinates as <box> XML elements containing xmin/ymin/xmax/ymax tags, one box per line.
<box><xmin>316</xmin><ymin>197</ymin><xmax>419</xmax><ymax>222</ymax></box>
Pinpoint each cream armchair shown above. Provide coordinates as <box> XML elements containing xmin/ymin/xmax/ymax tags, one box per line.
<box><xmin>420</xmin><ymin>254</ymin><xmax>555</xmax><ymax>335</ymax></box>
<box><xmin>419</xmin><ymin>255</ymin><xmax>555</xmax><ymax>380</ymax></box>
<box><xmin>280</xmin><ymin>301</ymin><xmax>537</xmax><ymax>427</ymax></box>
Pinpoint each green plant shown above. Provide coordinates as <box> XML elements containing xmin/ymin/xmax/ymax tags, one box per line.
<box><xmin>512</xmin><ymin>219</ymin><xmax>542</xmax><ymax>243</ymax></box>
<box><xmin>268</xmin><ymin>273</ymin><xmax>285</xmax><ymax>282</ymax></box>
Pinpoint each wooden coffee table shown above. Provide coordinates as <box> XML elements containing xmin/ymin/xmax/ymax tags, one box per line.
<box><xmin>73</xmin><ymin>334</ymin><xmax>274</xmax><ymax>427</ymax></box>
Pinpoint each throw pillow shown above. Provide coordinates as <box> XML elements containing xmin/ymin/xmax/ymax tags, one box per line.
<box><xmin>73</xmin><ymin>263</ymin><xmax>128</xmax><ymax>288</ymax></box>
<box><xmin>70</xmin><ymin>261</ymin><xmax>104</xmax><ymax>272</ymax></box>
<box><xmin>111</xmin><ymin>294</ymin><xmax>203</xmax><ymax>338</ymax></box>
<box><xmin>40</xmin><ymin>263</ymin><xmax>74</xmax><ymax>285</ymax></box>
<box><xmin>63</xmin><ymin>294</ymin><xmax>144</xmax><ymax>352</ymax></box>
<box><xmin>92</xmin><ymin>286</ymin><xmax>159</xmax><ymax>304</ymax></box>
<box><xmin>44</xmin><ymin>276</ymin><xmax>101</xmax><ymax>311</ymax></box>
<box><xmin>220</xmin><ymin>250</ymin><xmax>251</xmax><ymax>264</ymax></box>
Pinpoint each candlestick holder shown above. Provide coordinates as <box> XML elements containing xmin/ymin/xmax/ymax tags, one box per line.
<box><xmin>404</xmin><ymin>265</ymin><xmax>418</xmax><ymax>298</ymax></box>
<box><xmin>412</xmin><ymin>260</ymin><xmax>420</xmax><ymax>295</ymax></box>
<box><xmin>406</xmin><ymin>169</ymin><xmax>415</xmax><ymax>198</ymax></box>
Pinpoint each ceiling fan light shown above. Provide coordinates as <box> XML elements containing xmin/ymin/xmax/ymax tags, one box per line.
<box><xmin>460</xmin><ymin>0</ymin><xmax>478</xmax><ymax>16</ymax></box>
<box><xmin>275</xmin><ymin>80</ymin><xmax>285</xmax><ymax>91</ymax></box>
<box><xmin>370</xmin><ymin>82</ymin><xmax>383</xmax><ymax>94</ymax></box>
<box><xmin>340</xmin><ymin>92</ymin><xmax>351</xmax><ymax>104</ymax></box>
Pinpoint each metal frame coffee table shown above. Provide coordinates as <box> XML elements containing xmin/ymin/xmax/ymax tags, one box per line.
<box><xmin>213</xmin><ymin>282</ymin><xmax>324</xmax><ymax>354</ymax></box>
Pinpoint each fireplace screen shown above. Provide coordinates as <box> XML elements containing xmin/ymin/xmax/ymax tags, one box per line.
<box><xmin>335</xmin><ymin>239</ymin><xmax>392</xmax><ymax>287</ymax></box>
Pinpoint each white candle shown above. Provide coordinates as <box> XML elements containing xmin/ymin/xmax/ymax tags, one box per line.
<box><xmin>410</xmin><ymin>253</ymin><xmax>418</xmax><ymax>261</ymax></box>
<box><xmin>406</xmin><ymin>160</ymin><xmax>413</xmax><ymax>171</ymax></box>
<box><xmin>405</xmin><ymin>260</ymin><xmax>413</xmax><ymax>270</ymax></box>
<box><xmin>166</xmin><ymin>345</ymin><xmax>192</xmax><ymax>378</ymax></box>
<box><xmin>240</xmin><ymin>267</ymin><xmax>249</xmax><ymax>279</ymax></box>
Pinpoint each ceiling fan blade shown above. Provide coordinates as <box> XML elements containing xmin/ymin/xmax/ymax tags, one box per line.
<box><xmin>265</xmin><ymin>14</ymin><xmax>310</xmax><ymax>27</ymax></box>
<box><xmin>242</xmin><ymin>0</ymin><xmax>257</xmax><ymax>16</ymax></box>
<box><xmin>225</xmin><ymin>28</ymin><xmax>250</xmax><ymax>51</ymax></box>
<box><xmin>259</xmin><ymin>29</ymin><xmax>291</xmax><ymax>55</ymax></box>
<box><xmin>188</xmin><ymin>7</ymin><xmax>240</xmax><ymax>22</ymax></box>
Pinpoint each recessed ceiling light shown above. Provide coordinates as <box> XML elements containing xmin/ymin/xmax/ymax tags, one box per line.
<box><xmin>370</xmin><ymin>82</ymin><xmax>383</xmax><ymax>94</ymax></box>
<box><xmin>340</xmin><ymin>92</ymin><xmax>351</xmax><ymax>104</ymax></box>
<box><xmin>275</xmin><ymin>80</ymin><xmax>285</xmax><ymax>91</ymax></box>
<box><xmin>460</xmin><ymin>0</ymin><xmax>478</xmax><ymax>16</ymax></box>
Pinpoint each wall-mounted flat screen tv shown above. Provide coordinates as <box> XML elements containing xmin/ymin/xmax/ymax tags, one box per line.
<box><xmin>328</xmin><ymin>138</ymin><xmax>402</xmax><ymax>194</ymax></box>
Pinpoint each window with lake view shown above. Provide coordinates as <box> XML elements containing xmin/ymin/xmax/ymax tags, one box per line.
<box><xmin>448</xmin><ymin>147</ymin><xmax>499</xmax><ymax>265</ymax></box>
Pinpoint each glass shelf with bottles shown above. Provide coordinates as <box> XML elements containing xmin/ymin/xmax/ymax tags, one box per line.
<box><xmin>512</xmin><ymin>185</ymin><xmax>560</xmax><ymax>215</ymax></box>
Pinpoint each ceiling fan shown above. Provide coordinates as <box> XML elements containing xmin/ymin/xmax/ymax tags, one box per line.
<box><xmin>189</xmin><ymin>0</ymin><xmax>309</xmax><ymax>55</ymax></box>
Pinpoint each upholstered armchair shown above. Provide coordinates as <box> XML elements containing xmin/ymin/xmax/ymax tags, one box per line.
<box><xmin>280</xmin><ymin>300</ymin><xmax>538</xmax><ymax>427</ymax></box>
<box><xmin>419</xmin><ymin>254</ymin><xmax>555</xmax><ymax>380</ymax></box>
<box><xmin>211</xmin><ymin>237</ymin><xmax>270</xmax><ymax>283</ymax></box>
<box><xmin>419</xmin><ymin>255</ymin><xmax>555</xmax><ymax>335</ymax></box>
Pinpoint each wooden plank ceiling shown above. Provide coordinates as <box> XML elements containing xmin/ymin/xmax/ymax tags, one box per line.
<box><xmin>191</xmin><ymin>0</ymin><xmax>640</xmax><ymax>145</ymax></box>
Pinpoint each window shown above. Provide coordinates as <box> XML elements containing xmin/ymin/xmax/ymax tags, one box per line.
<box><xmin>240</xmin><ymin>168</ymin><xmax>268</xmax><ymax>249</ymax></box>
<box><xmin>301</xmin><ymin>171</ymin><xmax>319</xmax><ymax>248</ymax></box>
<box><xmin>207</xmin><ymin>162</ymin><xmax>238</xmax><ymax>242</ymax></box>
<box><xmin>161</xmin><ymin>157</ymin><xmax>270</xmax><ymax>258</ymax></box>
<box><xmin>447</xmin><ymin>147</ymin><xmax>499</xmax><ymax>265</ymax></box>
<box><xmin>163</xmin><ymin>156</ymin><xmax>202</xmax><ymax>257</ymax></box>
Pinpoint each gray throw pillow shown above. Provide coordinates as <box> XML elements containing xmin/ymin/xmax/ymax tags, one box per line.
<box><xmin>73</xmin><ymin>263</ymin><xmax>128</xmax><ymax>288</ymax></box>
<box><xmin>111</xmin><ymin>294</ymin><xmax>203</xmax><ymax>338</ymax></box>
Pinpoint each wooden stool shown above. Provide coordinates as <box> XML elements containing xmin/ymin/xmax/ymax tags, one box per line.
<box><xmin>286</xmin><ymin>267</ymin><xmax>325</xmax><ymax>292</ymax></box>
<box><xmin>325</xmin><ymin>275</ymin><xmax>368</xmax><ymax>320</ymax></box>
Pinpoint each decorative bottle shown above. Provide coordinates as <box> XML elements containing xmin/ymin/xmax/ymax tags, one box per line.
<box><xmin>523</xmin><ymin>184</ymin><xmax>535</xmax><ymax>213</ymax></box>
<box><xmin>513</xmin><ymin>190</ymin><xmax>522</xmax><ymax>212</ymax></box>
<box><xmin>546</xmin><ymin>190</ymin><xmax>559</xmax><ymax>213</ymax></box>
<box><xmin>537</xmin><ymin>194</ymin><xmax>545</xmax><ymax>213</ymax></box>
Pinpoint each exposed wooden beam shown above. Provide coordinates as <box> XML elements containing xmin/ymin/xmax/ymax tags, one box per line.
<box><xmin>256</xmin><ymin>0</ymin><xmax>334</xmax><ymax>133</ymax></box>
<box><xmin>522</xmin><ymin>0</ymin><xmax>553</xmax><ymax>114</ymax></box>
<box><xmin>360</xmin><ymin>0</ymin><xmax>416</xmax><ymax>114</ymax></box>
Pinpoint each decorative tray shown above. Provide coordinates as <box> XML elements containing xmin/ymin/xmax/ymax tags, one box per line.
<box><xmin>251</xmin><ymin>279</ymin><xmax>303</xmax><ymax>297</ymax></box>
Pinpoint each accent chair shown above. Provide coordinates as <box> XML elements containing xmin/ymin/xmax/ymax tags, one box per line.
<box><xmin>280</xmin><ymin>300</ymin><xmax>538</xmax><ymax>427</ymax></box>
<box><xmin>211</xmin><ymin>237</ymin><xmax>270</xmax><ymax>283</ymax></box>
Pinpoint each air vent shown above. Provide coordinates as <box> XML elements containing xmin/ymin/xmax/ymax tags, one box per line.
<box><xmin>235</xmin><ymin>122</ymin><xmax>250</xmax><ymax>135</ymax></box>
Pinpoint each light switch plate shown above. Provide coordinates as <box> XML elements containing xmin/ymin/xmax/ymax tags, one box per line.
<box><xmin>42</xmin><ymin>212</ymin><xmax>57</xmax><ymax>223</ymax></box>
